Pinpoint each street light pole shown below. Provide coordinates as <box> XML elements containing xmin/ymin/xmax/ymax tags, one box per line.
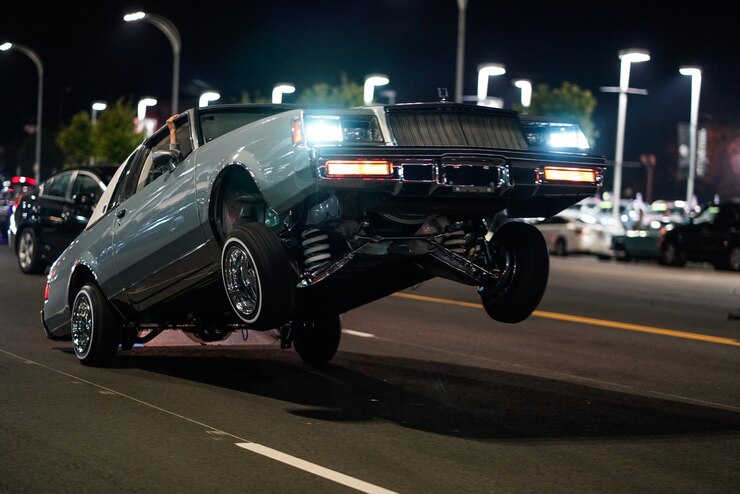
<box><xmin>454</xmin><ymin>0</ymin><xmax>468</xmax><ymax>103</ymax></box>
<box><xmin>1</xmin><ymin>42</ymin><xmax>43</xmax><ymax>182</ymax></box>
<box><xmin>679</xmin><ymin>66</ymin><xmax>702</xmax><ymax>207</ymax></box>
<box><xmin>608</xmin><ymin>48</ymin><xmax>650</xmax><ymax>227</ymax></box>
<box><xmin>124</xmin><ymin>12</ymin><xmax>181</xmax><ymax>114</ymax></box>
<box><xmin>513</xmin><ymin>79</ymin><xmax>532</xmax><ymax>109</ymax></box>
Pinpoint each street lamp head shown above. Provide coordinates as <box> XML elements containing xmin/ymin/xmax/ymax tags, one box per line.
<box><xmin>92</xmin><ymin>101</ymin><xmax>107</xmax><ymax>111</ymax></box>
<box><xmin>513</xmin><ymin>79</ymin><xmax>532</xmax><ymax>108</ymax></box>
<box><xmin>123</xmin><ymin>11</ymin><xmax>146</xmax><ymax>21</ymax></box>
<box><xmin>363</xmin><ymin>74</ymin><xmax>390</xmax><ymax>105</ymax></box>
<box><xmin>0</xmin><ymin>42</ymin><xmax>12</xmax><ymax>51</ymax></box>
<box><xmin>199</xmin><ymin>91</ymin><xmax>221</xmax><ymax>107</ymax></box>
<box><xmin>618</xmin><ymin>48</ymin><xmax>650</xmax><ymax>63</ymax></box>
<box><xmin>679</xmin><ymin>66</ymin><xmax>702</xmax><ymax>77</ymax></box>
<box><xmin>271</xmin><ymin>84</ymin><xmax>295</xmax><ymax>104</ymax></box>
<box><xmin>477</xmin><ymin>63</ymin><xmax>506</xmax><ymax>103</ymax></box>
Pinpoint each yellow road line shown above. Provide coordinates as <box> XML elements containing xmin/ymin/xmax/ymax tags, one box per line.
<box><xmin>391</xmin><ymin>292</ymin><xmax>740</xmax><ymax>347</ymax></box>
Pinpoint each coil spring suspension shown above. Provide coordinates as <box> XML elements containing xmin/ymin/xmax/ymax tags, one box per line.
<box><xmin>442</xmin><ymin>228</ymin><xmax>466</xmax><ymax>254</ymax></box>
<box><xmin>301</xmin><ymin>228</ymin><xmax>331</xmax><ymax>272</ymax></box>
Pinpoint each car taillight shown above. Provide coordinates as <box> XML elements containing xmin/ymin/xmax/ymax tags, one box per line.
<box><xmin>44</xmin><ymin>282</ymin><xmax>50</xmax><ymax>301</ymax></box>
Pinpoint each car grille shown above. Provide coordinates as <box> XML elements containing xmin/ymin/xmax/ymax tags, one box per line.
<box><xmin>387</xmin><ymin>109</ymin><xmax>528</xmax><ymax>149</ymax></box>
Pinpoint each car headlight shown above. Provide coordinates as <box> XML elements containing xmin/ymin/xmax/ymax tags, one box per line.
<box><xmin>296</xmin><ymin>114</ymin><xmax>383</xmax><ymax>145</ymax></box>
<box><xmin>520</xmin><ymin>117</ymin><xmax>590</xmax><ymax>150</ymax></box>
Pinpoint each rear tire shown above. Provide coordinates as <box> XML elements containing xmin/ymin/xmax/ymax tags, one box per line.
<box><xmin>17</xmin><ymin>227</ymin><xmax>45</xmax><ymax>274</ymax></box>
<box><xmin>293</xmin><ymin>314</ymin><xmax>342</xmax><ymax>365</ymax></box>
<box><xmin>479</xmin><ymin>221</ymin><xmax>549</xmax><ymax>323</ymax></box>
<box><xmin>221</xmin><ymin>223</ymin><xmax>296</xmax><ymax>329</ymax></box>
<box><xmin>71</xmin><ymin>284</ymin><xmax>121</xmax><ymax>366</ymax></box>
<box><xmin>719</xmin><ymin>245</ymin><xmax>740</xmax><ymax>271</ymax></box>
<box><xmin>553</xmin><ymin>238</ymin><xmax>567</xmax><ymax>256</ymax></box>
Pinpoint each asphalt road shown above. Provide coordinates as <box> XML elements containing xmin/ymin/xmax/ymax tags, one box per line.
<box><xmin>1</xmin><ymin>241</ymin><xmax>739</xmax><ymax>493</ymax></box>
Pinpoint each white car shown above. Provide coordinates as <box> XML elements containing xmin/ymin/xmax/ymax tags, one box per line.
<box><xmin>531</xmin><ymin>214</ymin><xmax>615</xmax><ymax>259</ymax></box>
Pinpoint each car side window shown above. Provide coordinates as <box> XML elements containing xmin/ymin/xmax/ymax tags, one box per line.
<box><xmin>175</xmin><ymin>118</ymin><xmax>193</xmax><ymax>159</ymax></box>
<box><xmin>136</xmin><ymin>136</ymin><xmax>173</xmax><ymax>192</ymax></box>
<box><xmin>108</xmin><ymin>148</ymin><xmax>147</xmax><ymax>210</ymax></box>
<box><xmin>43</xmin><ymin>172</ymin><xmax>72</xmax><ymax>199</ymax></box>
<box><xmin>72</xmin><ymin>173</ymin><xmax>102</xmax><ymax>200</ymax></box>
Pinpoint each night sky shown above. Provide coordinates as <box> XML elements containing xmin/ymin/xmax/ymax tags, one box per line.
<box><xmin>1</xmin><ymin>0</ymin><xmax>737</xmax><ymax>194</ymax></box>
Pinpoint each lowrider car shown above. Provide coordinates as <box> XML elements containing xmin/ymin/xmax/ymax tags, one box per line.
<box><xmin>41</xmin><ymin>102</ymin><xmax>605</xmax><ymax>366</ymax></box>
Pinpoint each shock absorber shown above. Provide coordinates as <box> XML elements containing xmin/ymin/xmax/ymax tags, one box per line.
<box><xmin>301</xmin><ymin>228</ymin><xmax>331</xmax><ymax>272</ymax></box>
<box><xmin>442</xmin><ymin>226</ymin><xmax>466</xmax><ymax>254</ymax></box>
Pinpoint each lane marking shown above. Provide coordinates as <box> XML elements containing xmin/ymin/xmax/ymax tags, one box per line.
<box><xmin>236</xmin><ymin>443</ymin><xmax>398</xmax><ymax>494</ymax></box>
<box><xmin>391</xmin><ymin>292</ymin><xmax>740</xmax><ymax>347</ymax></box>
<box><xmin>0</xmin><ymin>349</ymin><xmax>398</xmax><ymax>494</ymax></box>
<box><xmin>343</xmin><ymin>329</ymin><xmax>375</xmax><ymax>338</ymax></box>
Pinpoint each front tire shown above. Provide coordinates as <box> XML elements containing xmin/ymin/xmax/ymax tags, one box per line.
<box><xmin>221</xmin><ymin>223</ymin><xmax>296</xmax><ymax>329</ymax></box>
<box><xmin>293</xmin><ymin>314</ymin><xmax>342</xmax><ymax>365</ymax></box>
<box><xmin>479</xmin><ymin>221</ymin><xmax>549</xmax><ymax>323</ymax></box>
<box><xmin>71</xmin><ymin>284</ymin><xmax>122</xmax><ymax>366</ymax></box>
<box><xmin>719</xmin><ymin>245</ymin><xmax>740</xmax><ymax>271</ymax></box>
<box><xmin>17</xmin><ymin>227</ymin><xmax>45</xmax><ymax>274</ymax></box>
<box><xmin>660</xmin><ymin>241</ymin><xmax>685</xmax><ymax>267</ymax></box>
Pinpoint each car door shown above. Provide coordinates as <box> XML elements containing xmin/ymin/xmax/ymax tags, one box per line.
<box><xmin>703</xmin><ymin>205</ymin><xmax>739</xmax><ymax>263</ymax></box>
<box><xmin>682</xmin><ymin>205</ymin><xmax>720</xmax><ymax>262</ymax></box>
<box><xmin>36</xmin><ymin>171</ymin><xmax>76</xmax><ymax>255</ymax></box>
<box><xmin>48</xmin><ymin>171</ymin><xmax>105</xmax><ymax>258</ymax></box>
<box><xmin>111</xmin><ymin>118</ymin><xmax>209</xmax><ymax>311</ymax></box>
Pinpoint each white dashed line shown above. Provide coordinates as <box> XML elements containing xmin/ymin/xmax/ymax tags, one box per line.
<box><xmin>236</xmin><ymin>442</ymin><xmax>398</xmax><ymax>494</ymax></box>
<box><xmin>342</xmin><ymin>329</ymin><xmax>375</xmax><ymax>338</ymax></box>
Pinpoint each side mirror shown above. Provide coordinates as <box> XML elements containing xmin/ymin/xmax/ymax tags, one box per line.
<box><xmin>152</xmin><ymin>149</ymin><xmax>179</xmax><ymax>173</ymax></box>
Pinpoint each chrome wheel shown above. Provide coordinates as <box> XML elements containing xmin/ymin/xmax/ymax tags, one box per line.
<box><xmin>70</xmin><ymin>284</ymin><xmax>121</xmax><ymax>366</ymax></box>
<box><xmin>221</xmin><ymin>223</ymin><xmax>296</xmax><ymax>330</ymax></box>
<box><xmin>223</xmin><ymin>240</ymin><xmax>261</xmax><ymax>322</ymax></box>
<box><xmin>71</xmin><ymin>290</ymin><xmax>94</xmax><ymax>359</ymax></box>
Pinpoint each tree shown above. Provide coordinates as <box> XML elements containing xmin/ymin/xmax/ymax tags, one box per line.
<box><xmin>515</xmin><ymin>82</ymin><xmax>599</xmax><ymax>148</ymax></box>
<box><xmin>240</xmin><ymin>91</ymin><xmax>271</xmax><ymax>104</ymax></box>
<box><xmin>297</xmin><ymin>72</ymin><xmax>364</xmax><ymax>107</ymax></box>
<box><xmin>91</xmin><ymin>100</ymin><xmax>140</xmax><ymax>165</ymax></box>
<box><xmin>55</xmin><ymin>111</ymin><xmax>94</xmax><ymax>168</ymax></box>
<box><xmin>55</xmin><ymin>99</ymin><xmax>140</xmax><ymax>167</ymax></box>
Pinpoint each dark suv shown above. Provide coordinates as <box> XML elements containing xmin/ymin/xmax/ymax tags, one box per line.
<box><xmin>660</xmin><ymin>199</ymin><xmax>740</xmax><ymax>271</ymax></box>
<box><xmin>9</xmin><ymin>166</ymin><xmax>117</xmax><ymax>273</ymax></box>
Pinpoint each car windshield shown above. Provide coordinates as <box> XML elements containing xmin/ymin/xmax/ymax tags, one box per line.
<box><xmin>199</xmin><ymin>107</ymin><xmax>293</xmax><ymax>143</ymax></box>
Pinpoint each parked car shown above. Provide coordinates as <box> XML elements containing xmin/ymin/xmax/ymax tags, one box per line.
<box><xmin>530</xmin><ymin>214</ymin><xmax>615</xmax><ymax>258</ymax></box>
<box><xmin>8</xmin><ymin>166</ymin><xmax>117</xmax><ymax>274</ymax></box>
<box><xmin>41</xmin><ymin>102</ymin><xmax>605</xmax><ymax>366</ymax></box>
<box><xmin>611</xmin><ymin>221</ymin><xmax>670</xmax><ymax>262</ymax></box>
<box><xmin>1</xmin><ymin>175</ymin><xmax>36</xmax><ymax>239</ymax></box>
<box><xmin>660</xmin><ymin>199</ymin><xmax>740</xmax><ymax>271</ymax></box>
